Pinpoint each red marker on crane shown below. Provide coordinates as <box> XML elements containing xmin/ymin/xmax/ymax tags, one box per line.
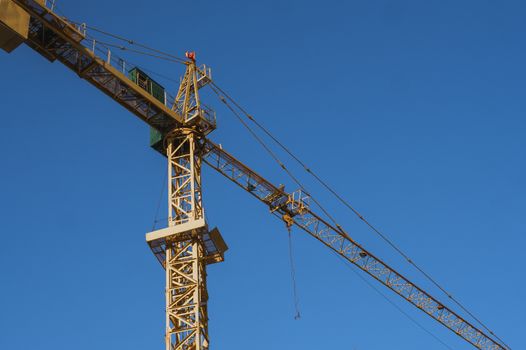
<box><xmin>185</xmin><ymin>51</ymin><xmax>196</xmax><ymax>62</ymax></box>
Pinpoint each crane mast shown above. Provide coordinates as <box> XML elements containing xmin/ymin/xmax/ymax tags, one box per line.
<box><xmin>162</xmin><ymin>129</ymin><xmax>211</xmax><ymax>350</ymax></box>
<box><xmin>1</xmin><ymin>1</ymin><xmax>510</xmax><ymax>349</ymax></box>
<box><xmin>146</xmin><ymin>62</ymin><xmax>227</xmax><ymax>350</ymax></box>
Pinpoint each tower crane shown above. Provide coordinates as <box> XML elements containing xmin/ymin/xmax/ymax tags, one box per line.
<box><xmin>0</xmin><ymin>1</ymin><xmax>511</xmax><ymax>349</ymax></box>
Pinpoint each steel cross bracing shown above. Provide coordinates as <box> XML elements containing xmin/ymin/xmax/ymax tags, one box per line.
<box><xmin>172</xmin><ymin>61</ymin><xmax>214</xmax><ymax>127</ymax></box>
<box><xmin>13</xmin><ymin>0</ymin><xmax>184</xmax><ymax>134</ymax></box>
<box><xmin>4</xmin><ymin>2</ymin><xmax>508</xmax><ymax>349</ymax></box>
<box><xmin>142</xmin><ymin>60</ymin><xmax>226</xmax><ymax>350</ymax></box>
<box><xmin>11</xmin><ymin>9</ymin><xmax>222</xmax><ymax>347</ymax></box>
<box><xmin>165</xmin><ymin>239</ymin><xmax>209</xmax><ymax>350</ymax></box>
<box><xmin>200</xmin><ymin>139</ymin><xmax>506</xmax><ymax>350</ymax></box>
<box><xmin>168</xmin><ymin>132</ymin><xmax>204</xmax><ymax>226</ymax></box>
<box><xmin>164</xmin><ymin>131</ymin><xmax>210</xmax><ymax>350</ymax></box>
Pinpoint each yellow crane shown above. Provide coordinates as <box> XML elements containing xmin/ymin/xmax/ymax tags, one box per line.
<box><xmin>0</xmin><ymin>1</ymin><xmax>511</xmax><ymax>350</ymax></box>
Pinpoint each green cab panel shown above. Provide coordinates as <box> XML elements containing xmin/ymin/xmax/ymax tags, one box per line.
<box><xmin>150</xmin><ymin>127</ymin><xmax>165</xmax><ymax>154</ymax></box>
<box><xmin>128</xmin><ymin>67</ymin><xmax>165</xmax><ymax>104</ymax></box>
<box><xmin>128</xmin><ymin>67</ymin><xmax>167</xmax><ymax>155</ymax></box>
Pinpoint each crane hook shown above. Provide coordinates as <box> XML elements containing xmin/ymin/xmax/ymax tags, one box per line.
<box><xmin>282</xmin><ymin>213</ymin><xmax>295</xmax><ymax>229</ymax></box>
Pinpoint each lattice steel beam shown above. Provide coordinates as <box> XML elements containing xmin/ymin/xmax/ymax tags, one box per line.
<box><xmin>168</xmin><ymin>131</ymin><xmax>204</xmax><ymax>226</ymax></box>
<box><xmin>165</xmin><ymin>239</ymin><xmax>209</xmax><ymax>350</ymax></box>
<box><xmin>201</xmin><ymin>139</ymin><xmax>507</xmax><ymax>350</ymax></box>
<box><xmin>14</xmin><ymin>0</ymin><xmax>184</xmax><ymax>133</ymax></box>
<box><xmin>161</xmin><ymin>129</ymin><xmax>209</xmax><ymax>350</ymax></box>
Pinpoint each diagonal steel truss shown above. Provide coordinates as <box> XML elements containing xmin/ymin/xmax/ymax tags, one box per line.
<box><xmin>168</xmin><ymin>131</ymin><xmax>204</xmax><ymax>225</ymax></box>
<box><xmin>159</xmin><ymin>129</ymin><xmax>211</xmax><ymax>350</ymax></box>
<box><xmin>165</xmin><ymin>238</ymin><xmax>209</xmax><ymax>350</ymax></box>
<box><xmin>7</xmin><ymin>1</ymin><xmax>508</xmax><ymax>349</ymax></box>
<box><xmin>14</xmin><ymin>0</ymin><xmax>184</xmax><ymax>134</ymax></box>
<box><xmin>201</xmin><ymin>139</ymin><xmax>506</xmax><ymax>350</ymax></box>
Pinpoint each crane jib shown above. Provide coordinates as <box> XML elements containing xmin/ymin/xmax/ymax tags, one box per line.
<box><xmin>3</xmin><ymin>0</ymin><xmax>508</xmax><ymax>348</ymax></box>
<box><xmin>201</xmin><ymin>139</ymin><xmax>507</xmax><ymax>350</ymax></box>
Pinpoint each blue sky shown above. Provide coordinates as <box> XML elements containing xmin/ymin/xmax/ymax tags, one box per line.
<box><xmin>1</xmin><ymin>0</ymin><xmax>524</xmax><ymax>349</ymax></box>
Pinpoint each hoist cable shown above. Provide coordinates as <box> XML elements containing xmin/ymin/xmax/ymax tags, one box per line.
<box><xmin>215</xmin><ymin>87</ymin><xmax>445</xmax><ymax>340</ymax></box>
<box><xmin>51</xmin><ymin>11</ymin><xmax>508</xmax><ymax>346</ymax></box>
<box><xmin>40</xmin><ymin>4</ymin><xmax>505</xmax><ymax>348</ymax></box>
<box><xmin>209</xmin><ymin>81</ymin><xmax>511</xmax><ymax>350</ymax></box>
<box><xmin>287</xmin><ymin>227</ymin><xmax>301</xmax><ymax>320</ymax></box>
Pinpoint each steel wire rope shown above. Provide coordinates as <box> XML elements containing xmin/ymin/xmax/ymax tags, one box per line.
<box><xmin>43</xmin><ymin>5</ymin><xmax>178</xmax><ymax>231</ymax></box>
<box><xmin>42</xmin><ymin>8</ymin><xmax>509</xmax><ymax>345</ymax></box>
<box><xmin>208</xmin><ymin>81</ymin><xmax>511</xmax><ymax>350</ymax></box>
<box><xmin>83</xmin><ymin>36</ymin><xmax>187</xmax><ymax>66</ymax></box>
<box><xmin>264</xmin><ymin>215</ymin><xmax>453</xmax><ymax>348</ymax></box>
<box><xmin>287</xmin><ymin>226</ymin><xmax>301</xmax><ymax>320</ymax></box>
<box><xmin>47</xmin><ymin>4</ymin><xmax>187</xmax><ymax>64</ymax></box>
<box><xmin>66</xmin><ymin>19</ymin><xmax>188</xmax><ymax>64</ymax></box>
<box><xmin>83</xmin><ymin>33</ymin><xmax>181</xmax><ymax>102</ymax></box>
<box><xmin>209</xmin><ymin>86</ymin><xmax>348</xmax><ymax>237</ymax></box>
<box><xmin>210</xmin><ymin>87</ymin><xmax>455</xmax><ymax>342</ymax></box>
<box><xmin>332</xmin><ymin>251</ymin><xmax>455</xmax><ymax>350</ymax></box>
<box><xmin>45</xmin><ymin>10</ymin><xmax>183</xmax><ymax>67</ymax></box>
<box><xmin>38</xmin><ymin>3</ymin><xmax>461</xmax><ymax>347</ymax></box>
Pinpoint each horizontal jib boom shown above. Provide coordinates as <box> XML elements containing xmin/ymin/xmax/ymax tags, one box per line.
<box><xmin>201</xmin><ymin>139</ymin><xmax>506</xmax><ymax>350</ymax></box>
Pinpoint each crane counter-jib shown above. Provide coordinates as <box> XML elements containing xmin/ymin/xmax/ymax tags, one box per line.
<box><xmin>0</xmin><ymin>1</ymin><xmax>512</xmax><ymax>349</ymax></box>
<box><xmin>5</xmin><ymin>0</ymin><xmax>185</xmax><ymax>134</ymax></box>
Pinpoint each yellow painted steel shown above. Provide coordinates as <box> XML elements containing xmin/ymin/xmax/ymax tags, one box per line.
<box><xmin>0</xmin><ymin>0</ymin><xmax>30</xmax><ymax>52</ymax></box>
<box><xmin>1</xmin><ymin>2</ymin><xmax>510</xmax><ymax>349</ymax></box>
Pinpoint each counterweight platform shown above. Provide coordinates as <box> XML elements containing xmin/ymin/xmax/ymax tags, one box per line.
<box><xmin>146</xmin><ymin>220</ymin><xmax>228</xmax><ymax>267</ymax></box>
